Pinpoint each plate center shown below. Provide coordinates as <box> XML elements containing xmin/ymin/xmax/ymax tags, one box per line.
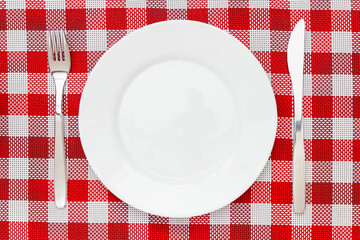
<box><xmin>118</xmin><ymin>60</ymin><xmax>238</xmax><ymax>180</ymax></box>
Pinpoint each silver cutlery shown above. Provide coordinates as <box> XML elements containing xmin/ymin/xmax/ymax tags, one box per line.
<box><xmin>287</xmin><ymin>19</ymin><xmax>306</xmax><ymax>214</ymax></box>
<box><xmin>47</xmin><ymin>30</ymin><xmax>71</xmax><ymax>208</ymax></box>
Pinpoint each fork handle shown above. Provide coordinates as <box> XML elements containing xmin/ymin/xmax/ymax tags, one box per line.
<box><xmin>55</xmin><ymin>114</ymin><xmax>67</xmax><ymax>208</ymax></box>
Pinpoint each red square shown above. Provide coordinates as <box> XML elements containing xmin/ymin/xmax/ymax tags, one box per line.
<box><xmin>0</xmin><ymin>94</ymin><xmax>8</xmax><ymax>115</ymax></box>
<box><xmin>147</xmin><ymin>8</ymin><xmax>167</xmax><ymax>25</ymax></box>
<box><xmin>311</xmin><ymin>10</ymin><xmax>331</xmax><ymax>32</ymax></box>
<box><xmin>0</xmin><ymin>10</ymin><xmax>6</xmax><ymax>30</ymax></box>
<box><xmin>233</xmin><ymin>188</ymin><xmax>251</xmax><ymax>203</ymax></box>
<box><xmin>67</xmin><ymin>94</ymin><xmax>81</xmax><ymax>116</ymax></box>
<box><xmin>229</xmin><ymin>8</ymin><xmax>249</xmax><ymax>30</ymax></box>
<box><xmin>271</xmin><ymin>182</ymin><xmax>292</xmax><ymax>204</ymax></box>
<box><xmin>312</xmin><ymin>53</ymin><xmax>332</xmax><ymax>75</ymax></box>
<box><xmin>355</xmin><ymin>140</ymin><xmax>360</xmax><ymax>162</ymax></box>
<box><xmin>26</xmin><ymin>9</ymin><xmax>46</xmax><ymax>30</ymax></box>
<box><xmin>354</xmin><ymin>53</ymin><xmax>360</xmax><ymax>75</ymax></box>
<box><xmin>354</xmin><ymin>183</ymin><xmax>360</xmax><ymax>205</ymax></box>
<box><xmin>71</xmin><ymin>52</ymin><xmax>87</xmax><ymax>73</ymax></box>
<box><xmin>67</xmin><ymin>137</ymin><xmax>86</xmax><ymax>159</ymax></box>
<box><xmin>189</xmin><ymin>224</ymin><xmax>210</xmax><ymax>240</ymax></box>
<box><xmin>0</xmin><ymin>179</ymin><xmax>9</xmax><ymax>200</ymax></box>
<box><xmin>353</xmin><ymin>226</ymin><xmax>360</xmax><ymax>240</ymax></box>
<box><xmin>271</xmin><ymin>138</ymin><xmax>293</xmax><ymax>161</ymax></box>
<box><xmin>27</xmin><ymin>52</ymin><xmax>47</xmax><ymax>73</ymax></box>
<box><xmin>0</xmin><ymin>52</ymin><xmax>7</xmax><ymax>73</ymax></box>
<box><xmin>29</xmin><ymin>222</ymin><xmax>48</xmax><ymax>240</ymax></box>
<box><xmin>230</xmin><ymin>225</ymin><xmax>251</xmax><ymax>240</ymax></box>
<box><xmin>149</xmin><ymin>224</ymin><xmax>169</xmax><ymax>240</ymax></box>
<box><xmin>28</xmin><ymin>179</ymin><xmax>48</xmax><ymax>201</ymax></box>
<box><xmin>108</xmin><ymin>190</ymin><xmax>121</xmax><ymax>202</ymax></box>
<box><xmin>28</xmin><ymin>94</ymin><xmax>49</xmax><ymax>116</ymax></box>
<box><xmin>271</xmin><ymin>225</ymin><xmax>291</xmax><ymax>240</ymax></box>
<box><xmin>355</xmin><ymin>96</ymin><xmax>360</xmax><ymax>118</ymax></box>
<box><xmin>187</xmin><ymin>9</ymin><xmax>208</xmax><ymax>24</ymax></box>
<box><xmin>29</xmin><ymin>137</ymin><xmax>49</xmax><ymax>158</ymax></box>
<box><xmin>68</xmin><ymin>180</ymin><xmax>88</xmax><ymax>201</ymax></box>
<box><xmin>68</xmin><ymin>223</ymin><xmax>88</xmax><ymax>240</ymax></box>
<box><xmin>270</xmin><ymin>9</ymin><xmax>290</xmax><ymax>31</ymax></box>
<box><xmin>108</xmin><ymin>223</ymin><xmax>128</xmax><ymax>240</ymax></box>
<box><xmin>0</xmin><ymin>136</ymin><xmax>9</xmax><ymax>158</ymax></box>
<box><xmin>66</xmin><ymin>9</ymin><xmax>86</xmax><ymax>30</ymax></box>
<box><xmin>0</xmin><ymin>221</ymin><xmax>8</xmax><ymax>239</ymax></box>
<box><xmin>312</xmin><ymin>226</ymin><xmax>332</xmax><ymax>240</ymax></box>
<box><xmin>312</xmin><ymin>96</ymin><xmax>333</xmax><ymax>118</ymax></box>
<box><xmin>312</xmin><ymin>182</ymin><xmax>333</xmax><ymax>204</ymax></box>
<box><xmin>106</xmin><ymin>8</ymin><xmax>127</xmax><ymax>30</ymax></box>
<box><xmin>275</xmin><ymin>95</ymin><xmax>292</xmax><ymax>117</ymax></box>
<box><xmin>271</xmin><ymin>52</ymin><xmax>288</xmax><ymax>74</ymax></box>
<box><xmin>313</xmin><ymin>139</ymin><xmax>333</xmax><ymax>162</ymax></box>
<box><xmin>352</xmin><ymin>11</ymin><xmax>360</xmax><ymax>32</ymax></box>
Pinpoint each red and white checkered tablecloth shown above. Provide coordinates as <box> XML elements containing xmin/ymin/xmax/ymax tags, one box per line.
<box><xmin>0</xmin><ymin>0</ymin><xmax>359</xmax><ymax>239</ymax></box>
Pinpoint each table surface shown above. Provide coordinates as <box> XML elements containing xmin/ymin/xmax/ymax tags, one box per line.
<box><xmin>0</xmin><ymin>0</ymin><xmax>359</xmax><ymax>239</ymax></box>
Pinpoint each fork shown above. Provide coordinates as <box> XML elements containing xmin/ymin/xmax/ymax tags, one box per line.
<box><xmin>47</xmin><ymin>30</ymin><xmax>71</xmax><ymax>208</ymax></box>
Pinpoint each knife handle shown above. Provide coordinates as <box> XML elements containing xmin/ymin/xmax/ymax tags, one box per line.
<box><xmin>55</xmin><ymin>114</ymin><xmax>67</xmax><ymax>208</ymax></box>
<box><xmin>293</xmin><ymin>118</ymin><xmax>305</xmax><ymax>214</ymax></box>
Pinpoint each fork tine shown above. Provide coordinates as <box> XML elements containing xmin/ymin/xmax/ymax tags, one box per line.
<box><xmin>47</xmin><ymin>31</ymin><xmax>54</xmax><ymax>62</ymax></box>
<box><xmin>57</xmin><ymin>30</ymin><xmax>63</xmax><ymax>61</ymax></box>
<box><xmin>62</xmin><ymin>30</ymin><xmax>70</xmax><ymax>61</ymax></box>
<box><xmin>54</xmin><ymin>31</ymin><xmax>61</xmax><ymax>61</ymax></box>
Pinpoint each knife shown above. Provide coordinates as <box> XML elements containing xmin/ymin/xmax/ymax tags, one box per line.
<box><xmin>287</xmin><ymin>19</ymin><xmax>306</xmax><ymax>214</ymax></box>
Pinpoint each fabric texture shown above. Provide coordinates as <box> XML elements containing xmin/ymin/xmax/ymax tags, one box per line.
<box><xmin>0</xmin><ymin>0</ymin><xmax>359</xmax><ymax>239</ymax></box>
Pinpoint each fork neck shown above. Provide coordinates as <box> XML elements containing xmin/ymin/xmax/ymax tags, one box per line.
<box><xmin>52</xmin><ymin>72</ymin><xmax>68</xmax><ymax>115</ymax></box>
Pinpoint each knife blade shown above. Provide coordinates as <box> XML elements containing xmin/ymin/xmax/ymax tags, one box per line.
<box><xmin>287</xmin><ymin>19</ymin><xmax>306</xmax><ymax>214</ymax></box>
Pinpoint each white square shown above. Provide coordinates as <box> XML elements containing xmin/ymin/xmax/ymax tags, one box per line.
<box><xmin>290</xmin><ymin>0</ymin><xmax>310</xmax><ymax>10</ymax></box>
<box><xmin>62</xmin><ymin>115</ymin><xmax>69</xmax><ymax>138</ymax></box>
<box><xmin>303</xmin><ymin>117</ymin><xmax>312</xmax><ymax>140</ymax></box>
<box><xmin>88</xmin><ymin>166</ymin><xmax>99</xmax><ymax>180</ymax></box>
<box><xmin>333</xmin><ymin>161</ymin><xmax>353</xmax><ymax>183</ymax></box>
<box><xmin>332</xmin><ymin>32</ymin><xmax>352</xmax><ymax>53</ymax></box>
<box><xmin>128</xmin><ymin>206</ymin><xmax>148</xmax><ymax>223</ymax></box>
<box><xmin>88</xmin><ymin>202</ymin><xmax>108</xmax><ymax>223</ymax></box>
<box><xmin>249</xmin><ymin>0</ymin><xmax>269</xmax><ymax>9</ymax></box>
<box><xmin>8</xmin><ymin>73</ymin><xmax>28</xmax><ymax>94</ymax></box>
<box><xmin>210</xmin><ymin>205</ymin><xmax>230</xmax><ymax>224</ymax></box>
<box><xmin>9</xmin><ymin>115</ymin><xmax>28</xmax><ymax>137</ymax></box>
<box><xmin>332</xmin><ymin>205</ymin><xmax>352</xmax><ymax>226</ymax></box>
<box><xmin>251</xmin><ymin>203</ymin><xmax>271</xmax><ymax>225</ymax></box>
<box><xmin>86</xmin><ymin>0</ymin><xmax>106</xmax><ymax>8</ymax></box>
<box><xmin>169</xmin><ymin>217</ymin><xmax>189</xmax><ymax>225</ymax></box>
<box><xmin>126</xmin><ymin>0</ymin><xmax>146</xmax><ymax>8</ymax></box>
<box><xmin>208</xmin><ymin>0</ymin><xmax>228</xmax><ymax>9</ymax></box>
<box><xmin>45</xmin><ymin>0</ymin><xmax>65</xmax><ymax>9</ymax></box>
<box><xmin>6</xmin><ymin>0</ymin><xmax>26</xmax><ymax>9</ymax></box>
<box><xmin>48</xmin><ymin>158</ymin><xmax>54</xmax><ymax>180</ymax></box>
<box><xmin>48</xmin><ymin>73</ymin><xmax>56</xmax><ymax>95</ymax></box>
<box><xmin>332</xmin><ymin>74</ymin><xmax>353</xmax><ymax>97</ymax></box>
<box><xmin>9</xmin><ymin>158</ymin><xmax>28</xmax><ymax>179</ymax></box>
<box><xmin>48</xmin><ymin>202</ymin><xmax>68</xmax><ymax>223</ymax></box>
<box><xmin>292</xmin><ymin>204</ymin><xmax>312</xmax><ymax>226</ymax></box>
<box><xmin>167</xmin><ymin>0</ymin><xmax>187</xmax><ymax>9</ymax></box>
<box><xmin>250</xmin><ymin>30</ymin><xmax>270</xmax><ymax>52</ymax></box>
<box><xmin>331</xmin><ymin>0</ymin><xmax>351</xmax><ymax>10</ymax></box>
<box><xmin>7</xmin><ymin>30</ymin><xmax>27</xmax><ymax>52</ymax></box>
<box><xmin>333</xmin><ymin>118</ymin><xmax>353</xmax><ymax>140</ymax></box>
<box><xmin>303</xmin><ymin>74</ymin><xmax>312</xmax><ymax>96</ymax></box>
<box><xmin>257</xmin><ymin>161</ymin><xmax>271</xmax><ymax>182</ymax></box>
<box><xmin>87</xmin><ymin>30</ymin><xmax>107</xmax><ymax>52</ymax></box>
<box><xmin>48</xmin><ymin>115</ymin><xmax>55</xmax><ymax>138</ymax></box>
<box><xmin>9</xmin><ymin>201</ymin><xmax>28</xmax><ymax>222</ymax></box>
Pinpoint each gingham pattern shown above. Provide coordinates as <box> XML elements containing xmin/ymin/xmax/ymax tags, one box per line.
<box><xmin>0</xmin><ymin>0</ymin><xmax>359</xmax><ymax>239</ymax></box>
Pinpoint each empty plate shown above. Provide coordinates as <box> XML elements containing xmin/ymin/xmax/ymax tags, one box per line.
<box><xmin>79</xmin><ymin>20</ymin><xmax>277</xmax><ymax>217</ymax></box>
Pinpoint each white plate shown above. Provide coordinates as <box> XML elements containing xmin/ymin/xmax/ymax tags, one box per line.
<box><xmin>79</xmin><ymin>20</ymin><xmax>277</xmax><ymax>218</ymax></box>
